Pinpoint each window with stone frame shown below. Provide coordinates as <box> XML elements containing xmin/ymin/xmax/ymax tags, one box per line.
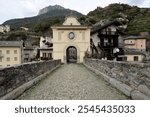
<box><xmin>6</xmin><ymin>50</ymin><xmax>10</xmax><ymax>54</ymax></box>
<box><xmin>134</xmin><ymin>56</ymin><xmax>138</xmax><ymax>61</ymax></box>
<box><xmin>14</xmin><ymin>57</ymin><xmax>18</xmax><ymax>61</ymax></box>
<box><xmin>14</xmin><ymin>50</ymin><xmax>17</xmax><ymax>54</ymax></box>
<box><xmin>7</xmin><ymin>57</ymin><xmax>10</xmax><ymax>61</ymax></box>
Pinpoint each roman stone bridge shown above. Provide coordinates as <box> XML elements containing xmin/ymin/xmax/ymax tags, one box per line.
<box><xmin>17</xmin><ymin>64</ymin><xmax>127</xmax><ymax>100</ymax></box>
<box><xmin>0</xmin><ymin>59</ymin><xmax>150</xmax><ymax>100</ymax></box>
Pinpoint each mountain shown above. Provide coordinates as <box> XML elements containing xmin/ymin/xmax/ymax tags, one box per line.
<box><xmin>86</xmin><ymin>3</ymin><xmax>150</xmax><ymax>36</ymax></box>
<box><xmin>38</xmin><ymin>5</ymin><xmax>65</xmax><ymax>15</ymax></box>
<box><xmin>3</xmin><ymin>3</ymin><xmax>150</xmax><ymax>37</ymax></box>
<box><xmin>3</xmin><ymin>5</ymin><xmax>83</xmax><ymax>31</ymax></box>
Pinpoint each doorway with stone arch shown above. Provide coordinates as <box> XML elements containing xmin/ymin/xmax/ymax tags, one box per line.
<box><xmin>66</xmin><ymin>46</ymin><xmax>77</xmax><ymax>63</ymax></box>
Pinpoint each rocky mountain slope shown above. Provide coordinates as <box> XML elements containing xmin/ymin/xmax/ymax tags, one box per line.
<box><xmin>38</xmin><ymin>5</ymin><xmax>65</xmax><ymax>15</ymax></box>
<box><xmin>3</xmin><ymin>5</ymin><xmax>83</xmax><ymax>31</ymax></box>
<box><xmin>86</xmin><ymin>3</ymin><xmax>150</xmax><ymax>36</ymax></box>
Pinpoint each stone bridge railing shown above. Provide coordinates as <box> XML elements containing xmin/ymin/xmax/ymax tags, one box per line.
<box><xmin>0</xmin><ymin>60</ymin><xmax>61</xmax><ymax>99</ymax></box>
<box><xmin>84</xmin><ymin>59</ymin><xmax>150</xmax><ymax>100</ymax></box>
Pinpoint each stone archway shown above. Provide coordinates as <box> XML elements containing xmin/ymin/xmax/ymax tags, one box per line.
<box><xmin>66</xmin><ymin>46</ymin><xmax>77</xmax><ymax>63</ymax></box>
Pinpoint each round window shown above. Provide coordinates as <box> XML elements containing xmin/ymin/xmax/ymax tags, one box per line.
<box><xmin>68</xmin><ymin>32</ymin><xmax>75</xmax><ymax>39</ymax></box>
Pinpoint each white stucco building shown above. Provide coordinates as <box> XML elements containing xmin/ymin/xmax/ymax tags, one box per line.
<box><xmin>0</xmin><ymin>41</ymin><xmax>23</xmax><ymax>68</ymax></box>
<box><xmin>52</xmin><ymin>16</ymin><xmax>90</xmax><ymax>63</ymax></box>
<box><xmin>39</xmin><ymin>36</ymin><xmax>53</xmax><ymax>60</ymax></box>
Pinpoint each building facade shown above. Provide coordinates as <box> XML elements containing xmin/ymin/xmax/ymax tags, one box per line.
<box><xmin>124</xmin><ymin>36</ymin><xmax>146</xmax><ymax>51</ymax></box>
<box><xmin>118</xmin><ymin>50</ymin><xmax>145</xmax><ymax>62</ymax></box>
<box><xmin>0</xmin><ymin>41</ymin><xmax>23</xmax><ymax>68</ymax></box>
<box><xmin>52</xmin><ymin>16</ymin><xmax>90</xmax><ymax>63</ymax></box>
<box><xmin>91</xmin><ymin>20</ymin><xmax>124</xmax><ymax>60</ymax></box>
<box><xmin>23</xmin><ymin>47</ymin><xmax>37</xmax><ymax>62</ymax></box>
<box><xmin>39</xmin><ymin>36</ymin><xmax>53</xmax><ymax>60</ymax></box>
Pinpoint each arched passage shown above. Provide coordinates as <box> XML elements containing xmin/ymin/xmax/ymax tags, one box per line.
<box><xmin>66</xmin><ymin>46</ymin><xmax>77</xmax><ymax>63</ymax></box>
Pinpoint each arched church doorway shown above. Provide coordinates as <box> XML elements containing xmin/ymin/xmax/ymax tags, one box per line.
<box><xmin>66</xmin><ymin>46</ymin><xmax>77</xmax><ymax>63</ymax></box>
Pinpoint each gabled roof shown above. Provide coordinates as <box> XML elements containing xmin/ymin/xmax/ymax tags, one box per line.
<box><xmin>0</xmin><ymin>41</ymin><xmax>23</xmax><ymax>47</ymax></box>
<box><xmin>123</xmin><ymin>36</ymin><xmax>146</xmax><ymax>40</ymax></box>
<box><xmin>91</xmin><ymin>20</ymin><xmax>122</xmax><ymax>35</ymax></box>
<box><xmin>63</xmin><ymin>15</ymin><xmax>81</xmax><ymax>26</ymax></box>
<box><xmin>23</xmin><ymin>46</ymin><xmax>34</xmax><ymax>50</ymax></box>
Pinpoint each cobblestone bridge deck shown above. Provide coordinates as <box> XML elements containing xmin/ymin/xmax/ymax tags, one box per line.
<box><xmin>17</xmin><ymin>64</ymin><xmax>129</xmax><ymax>100</ymax></box>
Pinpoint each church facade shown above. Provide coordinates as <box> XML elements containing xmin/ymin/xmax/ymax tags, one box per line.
<box><xmin>52</xmin><ymin>16</ymin><xmax>90</xmax><ymax>63</ymax></box>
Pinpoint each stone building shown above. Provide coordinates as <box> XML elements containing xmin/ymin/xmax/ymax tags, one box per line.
<box><xmin>0</xmin><ymin>41</ymin><xmax>23</xmax><ymax>68</ymax></box>
<box><xmin>118</xmin><ymin>36</ymin><xmax>147</xmax><ymax>62</ymax></box>
<box><xmin>52</xmin><ymin>16</ymin><xmax>90</xmax><ymax>63</ymax></box>
<box><xmin>123</xmin><ymin>36</ymin><xmax>146</xmax><ymax>51</ymax></box>
<box><xmin>118</xmin><ymin>50</ymin><xmax>145</xmax><ymax>62</ymax></box>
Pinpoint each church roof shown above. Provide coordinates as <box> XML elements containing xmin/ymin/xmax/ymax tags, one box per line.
<box><xmin>51</xmin><ymin>15</ymin><xmax>90</xmax><ymax>29</ymax></box>
<box><xmin>62</xmin><ymin>15</ymin><xmax>81</xmax><ymax>26</ymax></box>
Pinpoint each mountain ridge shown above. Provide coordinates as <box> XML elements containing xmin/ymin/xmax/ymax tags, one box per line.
<box><xmin>86</xmin><ymin>3</ymin><xmax>150</xmax><ymax>35</ymax></box>
<box><xmin>3</xmin><ymin>5</ymin><xmax>83</xmax><ymax>30</ymax></box>
<box><xmin>3</xmin><ymin>3</ymin><xmax>150</xmax><ymax>37</ymax></box>
<box><xmin>38</xmin><ymin>5</ymin><xmax>65</xmax><ymax>15</ymax></box>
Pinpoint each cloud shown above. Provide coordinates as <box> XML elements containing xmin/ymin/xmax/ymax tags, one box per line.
<box><xmin>125</xmin><ymin>0</ymin><xmax>150</xmax><ymax>7</ymax></box>
<box><xmin>128</xmin><ymin>0</ymin><xmax>142</xmax><ymax>5</ymax></box>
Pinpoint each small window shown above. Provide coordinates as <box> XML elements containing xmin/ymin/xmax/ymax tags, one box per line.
<box><xmin>108</xmin><ymin>28</ymin><xmax>111</xmax><ymax>34</ymax></box>
<box><xmin>124</xmin><ymin>57</ymin><xmax>127</xmax><ymax>61</ymax></box>
<box><xmin>141</xmin><ymin>45</ymin><xmax>143</xmax><ymax>47</ymax></box>
<box><xmin>134</xmin><ymin>56</ymin><xmax>138</xmax><ymax>61</ymax></box>
<box><xmin>7</xmin><ymin>65</ymin><xmax>10</xmax><ymax>66</ymax></box>
<box><xmin>42</xmin><ymin>53</ymin><xmax>47</xmax><ymax>58</ymax></box>
<box><xmin>6</xmin><ymin>50</ymin><xmax>10</xmax><ymax>54</ymax></box>
<box><xmin>0</xmin><ymin>50</ymin><xmax>2</xmax><ymax>55</ymax></box>
<box><xmin>14</xmin><ymin>50</ymin><xmax>17</xmax><ymax>54</ymax></box>
<box><xmin>14</xmin><ymin>57</ymin><xmax>17</xmax><ymax>61</ymax></box>
<box><xmin>0</xmin><ymin>58</ymin><xmax>2</xmax><ymax>62</ymax></box>
<box><xmin>7</xmin><ymin>57</ymin><xmax>10</xmax><ymax>61</ymax></box>
<box><xmin>131</xmin><ymin>41</ymin><xmax>132</xmax><ymax>43</ymax></box>
<box><xmin>48</xmin><ymin>53</ymin><xmax>52</xmax><ymax>59</ymax></box>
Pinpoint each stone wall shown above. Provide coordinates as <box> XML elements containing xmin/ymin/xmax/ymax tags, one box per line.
<box><xmin>0</xmin><ymin>60</ymin><xmax>61</xmax><ymax>99</ymax></box>
<box><xmin>84</xmin><ymin>59</ymin><xmax>150</xmax><ymax>99</ymax></box>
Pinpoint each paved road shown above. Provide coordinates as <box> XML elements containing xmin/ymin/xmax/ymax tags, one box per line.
<box><xmin>17</xmin><ymin>64</ymin><xmax>129</xmax><ymax>100</ymax></box>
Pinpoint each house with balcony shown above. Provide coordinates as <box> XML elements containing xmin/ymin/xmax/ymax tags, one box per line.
<box><xmin>90</xmin><ymin>20</ymin><xmax>125</xmax><ymax>60</ymax></box>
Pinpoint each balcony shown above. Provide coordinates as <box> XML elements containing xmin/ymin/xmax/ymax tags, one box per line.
<box><xmin>99</xmin><ymin>31</ymin><xmax>118</xmax><ymax>35</ymax></box>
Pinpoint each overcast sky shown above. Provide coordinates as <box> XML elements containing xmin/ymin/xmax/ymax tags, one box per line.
<box><xmin>0</xmin><ymin>0</ymin><xmax>150</xmax><ymax>24</ymax></box>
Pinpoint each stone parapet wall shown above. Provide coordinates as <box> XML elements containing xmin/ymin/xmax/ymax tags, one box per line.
<box><xmin>0</xmin><ymin>60</ymin><xmax>61</xmax><ymax>99</ymax></box>
<box><xmin>84</xmin><ymin>59</ymin><xmax>150</xmax><ymax>99</ymax></box>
